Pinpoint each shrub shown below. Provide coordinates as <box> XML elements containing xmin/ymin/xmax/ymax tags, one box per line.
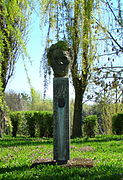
<box><xmin>34</xmin><ymin>111</ymin><xmax>53</xmax><ymax>137</ymax></box>
<box><xmin>9</xmin><ymin>111</ymin><xmax>53</xmax><ymax>137</ymax></box>
<box><xmin>10</xmin><ymin>112</ymin><xmax>22</xmax><ymax>137</ymax></box>
<box><xmin>83</xmin><ymin>115</ymin><xmax>98</xmax><ymax>137</ymax></box>
<box><xmin>4</xmin><ymin>116</ymin><xmax>12</xmax><ymax>135</ymax></box>
<box><xmin>33</xmin><ymin>111</ymin><xmax>44</xmax><ymax>137</ymax></box>
<box><xmin>43</xmin><ymin>111</ymin><xmax>53</xmax><ymax>137</ymax></box>
<box><xmin>112</xmin><ymin>113</ymin><xmax>123</xmax><ymax>135</ymax></box>
<box><xmin>17</xmin><ymin>112</ymin><xmax>29</xmax><ymax>136</ymax></box>
<box><xmin>24</xmin><ymin>111</ymin><xmax>36</xmax><ymax>137</ymax></box>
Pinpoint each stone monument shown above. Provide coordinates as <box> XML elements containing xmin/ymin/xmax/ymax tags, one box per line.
<box><xmin>47</xmin><ymin>41</ymin><xmax>72</xmax><ymax>164</ymax></box>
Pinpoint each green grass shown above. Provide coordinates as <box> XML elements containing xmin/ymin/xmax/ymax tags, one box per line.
<box><xmin>0</xmin><ymin>135</ymin><xmax>123</xmax><ymax>180</ymax></box>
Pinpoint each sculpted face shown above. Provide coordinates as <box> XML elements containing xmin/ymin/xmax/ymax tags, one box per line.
<box><xmin>48</xmin><ymin>44</ymin><xmax>72</xmax><ymax>77</ymax></box>
<box><xmin>50</xmin><ymin>49</ymin><xmax>70</xmax><ymax>77</ymax></box>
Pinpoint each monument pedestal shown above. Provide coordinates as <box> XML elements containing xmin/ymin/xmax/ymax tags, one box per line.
<box><xmin>53</xmin><ymin>77</ymin><xmax>70</xmax><ymax>164</ymax></box>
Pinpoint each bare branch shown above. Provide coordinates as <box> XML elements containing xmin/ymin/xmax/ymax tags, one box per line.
<box><xmin>95</xmin><ymin>18</ymin><xmax>123</xmax><ymax>51</ymax></box>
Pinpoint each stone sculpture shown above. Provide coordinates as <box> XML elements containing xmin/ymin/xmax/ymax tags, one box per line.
<box><xmin>47</xmin><ymin>41</ymin><xmax>72</xmax><ymax>77</ymax></box>
<box><xmin>47</xmin><ymin>41</ymin><xmax>72</xmax><ymax>164</ymax></box>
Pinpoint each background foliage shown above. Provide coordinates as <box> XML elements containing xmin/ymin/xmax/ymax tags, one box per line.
<box><xmin>83</xmin><ymin>115</ymin><xmax>98</xmax><ymax>137</ymax></box>
<box><xmin>0</xmin><ymin>0</ymin><xmax>34</xmax><ymax>137</ymax></box>
<box><xmin>112</xmin><ymin>113</ymin><xmax>123</xmax><ymax>135</ymax></box>
<box><xmin>10</xmin><ymin>111</ymin><xmax>53</xmax><ymax>137</ymax></box>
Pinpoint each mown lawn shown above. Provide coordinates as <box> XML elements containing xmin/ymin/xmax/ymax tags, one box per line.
<box><xmin>0</xmin><ymin>135</ymin><xmax>123</xmax><ymax>180</ymax></box>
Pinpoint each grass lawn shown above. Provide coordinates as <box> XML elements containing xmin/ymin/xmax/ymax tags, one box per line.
<box><xmin>0</xmin><ymin>135</ymin><xmax>123</xmax><ymax>180</ymax></box>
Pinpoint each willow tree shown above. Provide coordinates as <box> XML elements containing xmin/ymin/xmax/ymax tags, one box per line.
<box><xmin>41</xmin><ymin>0</ymin><xmax>99</xmax><ymax>137</ymax></box>
<box><xmin>0</xmin><ymin>65</ymin><xmax>3</xmax><ymax>136</ymax></box>
<box><xmin>0</xmin><ymin>0</ymin><xmax>33</xmax><ymax>137</ymax></box>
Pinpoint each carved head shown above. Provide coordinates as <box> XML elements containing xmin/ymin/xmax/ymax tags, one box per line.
<box><xmin>47</xmin><ymin>41</ymin><xmax>72</xmax><ymax>77</ymax></box>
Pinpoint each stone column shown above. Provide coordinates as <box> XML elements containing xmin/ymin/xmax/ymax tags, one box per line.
<box><xmin>47</xmin><ymin>41</ymin><xmax>72</xmax><ymax>164</ymax></box>
<box><xmin>53</xmin><ymin>77</ymin><xmax>70</xmax><ymax>164</ymax></box>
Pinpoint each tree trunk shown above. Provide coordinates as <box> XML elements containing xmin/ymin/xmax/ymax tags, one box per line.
<box><xmin>0</xmin><ymin>110</ymin><xmax>4</xmax><ymax>138</ymax></box>
<box><xmin>72</xmin><ymin>87</ymin><xmax>83</xmax><ymax>138</ymax></box>
<box><xmin>0</xmin><ymin>89</ymin><xmax>6</xmax><ymax>138</ymax></box>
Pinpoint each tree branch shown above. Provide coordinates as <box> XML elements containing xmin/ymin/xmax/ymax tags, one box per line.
<box><xmin>105</xmin><ymin>0</ymin><xmax>123</xmax><ymax>27</ymax></box>
<box><xmin>95</xmin><ymin>18</ymin><xmax>123</xmax><ymax>51</ymax></box>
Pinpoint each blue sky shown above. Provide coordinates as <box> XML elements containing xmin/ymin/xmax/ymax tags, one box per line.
<box><xmin>5</xmin><ymin>8</ymin><xmax>75</xmax><ymax>99</ymax></box>
<box><xmin>6</xmin><ymin>7</ymin><xmax>54</xmax><ymax>98</ymax></box>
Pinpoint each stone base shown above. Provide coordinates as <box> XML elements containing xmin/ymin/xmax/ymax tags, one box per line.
<box><xmin>56</xmin><ymin>160</ymin><xmax>68</xmax><ymax>165</ymax></box>
<box><xmin>30</xmin><ymin>158</ymin><xmax>94</xmax><ymax>168</ymax></box>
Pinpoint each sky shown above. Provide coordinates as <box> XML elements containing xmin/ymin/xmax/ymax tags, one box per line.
<box><xmin>5</xmin><ymin>8</ymin><xmax>75</xmax><ymax>99</ymax></box>
<box><xmin>6</xmin><ymin>7</ymin><xmax>52</xmax><ymax>98</ymax></box>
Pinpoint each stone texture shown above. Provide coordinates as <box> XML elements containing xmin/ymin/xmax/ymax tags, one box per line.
<box><xmin>53</xmin><ymin>77</ymin><xmax>70</xmax><ymax>163</ymax></box>
<box><xmin>47</xmin><ymin>41</ymin><xmax>72</xmax><ymax>77</ymax></box>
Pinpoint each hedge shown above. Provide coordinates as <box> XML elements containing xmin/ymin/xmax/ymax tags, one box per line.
<box><xmin>10</xmin><ymin>112</ymin><xmax>22</xmax><ymax>137</ymax></box>
<box><xmin>112</xmin><ymin>113</ymin><xmax>123</xmax><ymax>135</ymax></box>
<box><xmin>9</xmin><ymin>111</ymin><xmax>53</xmax><ymax>137</ymax></box>
<box><xmin>83</xmin><ymin>115</ymin><xmax>98</xmax><ymax>137</ymax></box>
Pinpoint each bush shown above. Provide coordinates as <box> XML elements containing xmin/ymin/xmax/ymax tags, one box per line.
<box><xmin>9</xmin><ymin>111</ymin><xmax>53</xmax><ymax>137</ymax></box>
<box><xmin>10</xmin><ymin>112</ymin><xmax>22</xmax><ymax>137</ymax></box>
<box><xmin>34</xmin><ymin>111</ymin><xmax>53</xmax><ymax>137</ymax></box>
<box><xmin>83</xmin><ymin>115</ymin><xmax>98</xmax><ymax>137</ymax></box>
<box><xmin>112</xmin><ymin>113</ymin><xmax>123</xmax><ymax>135</ymax></box>
<box><xmin>34</xmin><ymin>111</ymin><xmax>45</xmax><ymax>137</ymax></box>
<box><xmin>4</xmin><ymin>116</ymin><xmax>12</xmax><ymax>135</ymax></box>
<box><xmin>24</xmin><ymin>111</ymin><xmax>36</xmax><ymax>137</ymax></box>
<box><xmin>43</xmin><ymin>111</ymin><xmax>53</xmax><ymax>137</ymax></box>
